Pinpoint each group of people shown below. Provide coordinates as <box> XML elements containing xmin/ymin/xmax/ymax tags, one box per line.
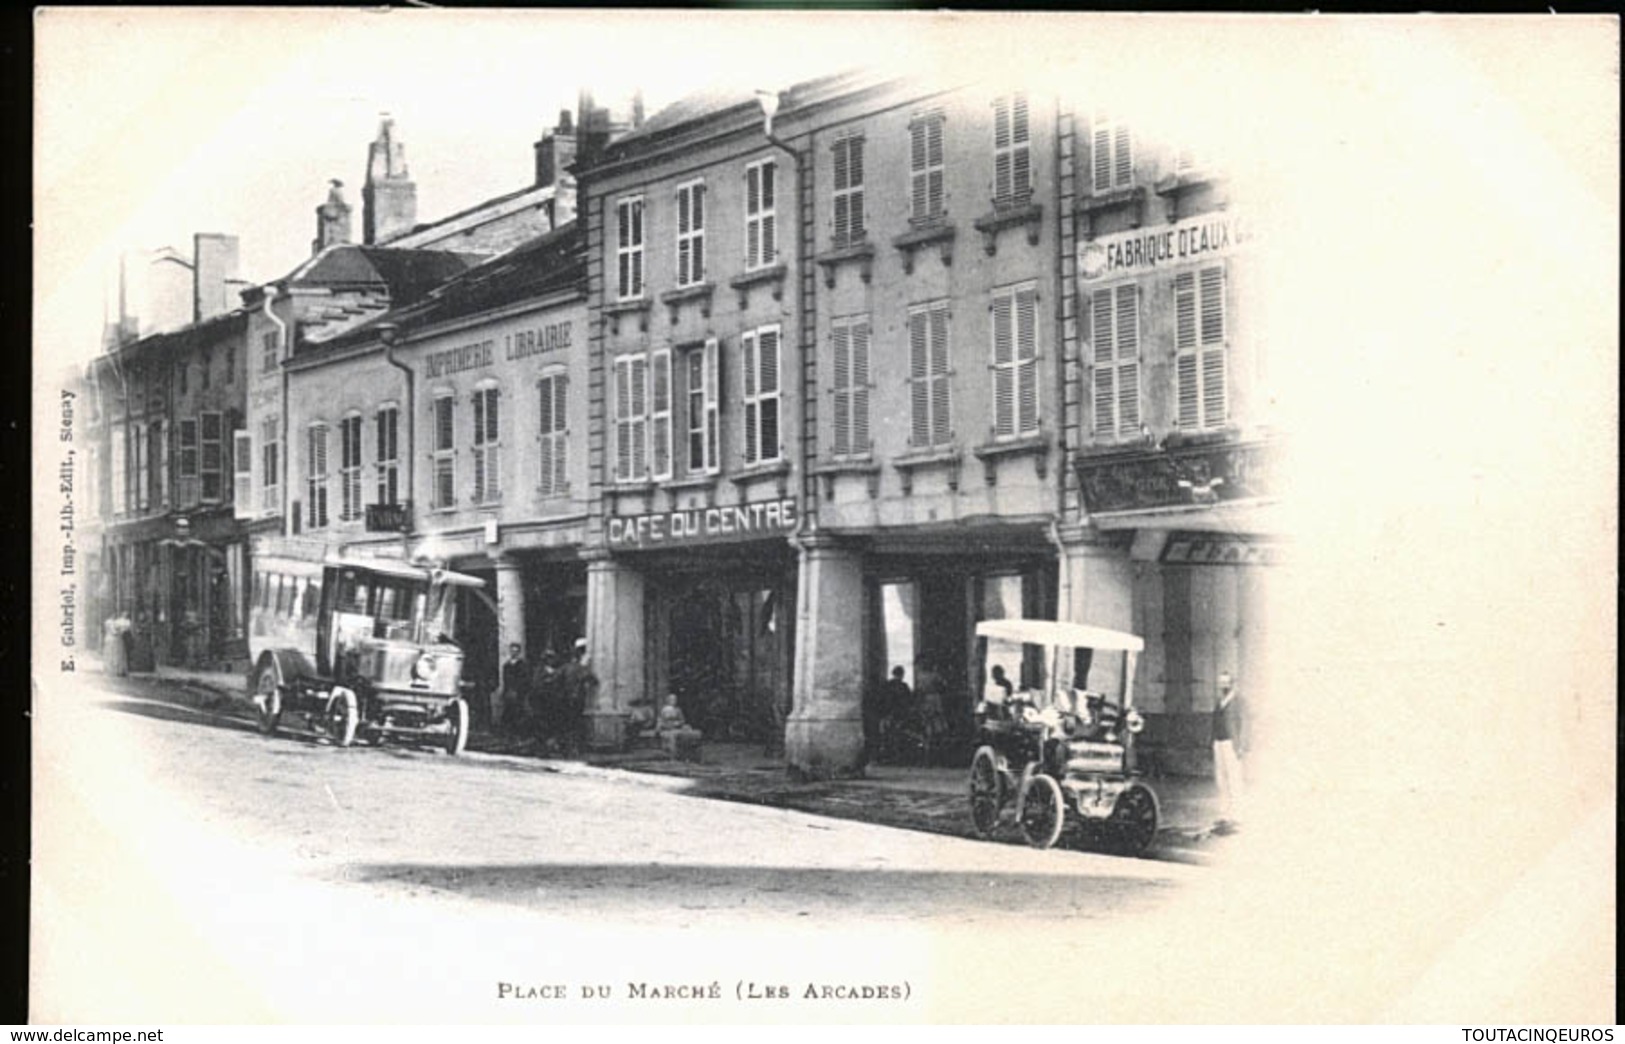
<box><xmin>867</xmin><ymin>665</ymin><xmax>950</xmax><ymax>766</ymax></box>
<box><xmin>493</xmin><ymin>639</ymin><xmax>597</xmax><ymax>755</ymax></box>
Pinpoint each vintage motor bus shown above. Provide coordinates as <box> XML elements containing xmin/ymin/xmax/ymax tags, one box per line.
<box><xmin>247</xmin><ymin>554</ymin><xmax>484</xmax><ymax>753</ymax></box>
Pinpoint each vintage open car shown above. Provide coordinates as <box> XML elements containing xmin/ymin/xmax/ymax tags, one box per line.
<box><xmin>968</xmin><ymin>619</ymin><xmax>1160</xmax><ymax>855</ymax></box>
<box><xmin>249</xmin><ymin>556</ymin><xmax>484</xmax><ymax>754</ymax></box>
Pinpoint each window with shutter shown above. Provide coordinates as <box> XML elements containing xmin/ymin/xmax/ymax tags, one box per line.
<box><xmin>133</xmin><ymin>421</ymin><xmax>149</xmax><ymax>512</ymax></box>
<box><xmin>339</xmin><ymin>414</ymin><xmax>363</xmax><ymax>520</ymax></box>
<box><xmin>431</xmin><ymin>394</ymin><xmax>456</xmax><ymax>508</ymax></box>
<box><xmin>306</xmin><ymin>423</ymin><xmax>329</xmax><ymax>528</ymax></box>
<box><xmin>908</xmin><ymin>302</ymin><xmax>952</xmax><ymax>448</ymax></box>
<box><xmin>745</xmin><ymin>160</ymin><xmax>777</xmax><ymax>270</ymax></box>
<box><xmin>831</xmin><ymin>135</ymin><xmax>866</xmax><ymax>248</ymax></box>
<box><xmin>261</xmin><ymin>331</ymin><xmax>278</xmax><ymax>375</ymax></box>
<box><xmin>375</xmin><ymin>407</ymin><xmax>399</xmax><ymax>506</ymax></box>
<box><xmin>1091</xmin><ymin>283</ymin><xmax>1141</xmax><ymax>439</ymax></box>
<box><xmin>614</xmin><ymin>354</ymin><xmax>650</xmax><ymax>482</ymax></box>
<box><xmin>675</xmin><ymin>181</ymin><xmax>706</xmax><ymax>287</ymax></box>
<box><xmin>233</xmin><ymin>430</ymin><xmax>254</xmax><ymax>517</ymax></box>
<box><xmin>1174</xmin><ymin>264</ymin><xmax>1227</xmax><ymax>429</ymax></box>
<box><xmin>261</xmin><ymin>418</ymin><xmax>280</xmax><ymax>513</ymax></box>
<box><xmin>741</xmin><ymin>325</ymin><xmax>781</xmax><ymax>465</ymax></box>
<box><xmin>200</xmin><ymin>412</ymin><xmax>223</xmax><ymax>502</ymax></box>
<box><xmin>537</xmin><ymin>375</ymin><xmax>568</xmax><ymax>497</ymax></box>
<box><xmin>684</xmin><ymin>338</ymin><xmax>719</xmax><ymax>476</ymax></box>
<box><xmin>909</xmin><ymin>111</ymin><xmax>946</xmax><ymax>223</ymax></box>
<box><xmin>614</xmin><ymin>356</ymin><xmax>633</xmax><ymax>482</ymax></box>
<box><xmin>1091</xmin><ymin>111</ymin><xmax>1133</xmax><ymax>193</ymax></box>
<box><xmin>472</xmin><ymin>386</ymin><xmax>501</xmax><ymax>504</ymax></box>
<box><xmin>831</xmin><ymin>317</ymin><xmax>871</xmax><ymax>458</ymax></box>
<box><xmin>650</xmin><ymin>349</ymin><xmax>672</xmax><ymax>480</ymax></box>
<box><xmin>990</xmin><ymin>284</ymin><xmax>1040</xmax><ymax>439</ymax></box>
<box><xmin>993</xmin><ymin>93</ymin><xmax>1032</xmax><ymax>207</ymax></box>
<box><xmin>616</xmin><ymin>197</ymin><xmax>645</xmax><ymax>299</ymax></box>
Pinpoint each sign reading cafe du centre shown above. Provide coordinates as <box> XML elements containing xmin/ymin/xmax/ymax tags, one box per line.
<box><xmin>1078</xmin><ymin>211</ymin><xmax>1247</xmax><ymax>283</ymax></box>
<box><xmin>607</xmin><ymin>498</ymin><xmax>798</xmax><ymax>549</ymax></box>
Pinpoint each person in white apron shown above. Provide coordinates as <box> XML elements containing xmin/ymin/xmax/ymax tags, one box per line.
<box><xmin>1212</xmin><ymin>672</ymin><xmax>1245</xmax><ymax>833</ymax></box>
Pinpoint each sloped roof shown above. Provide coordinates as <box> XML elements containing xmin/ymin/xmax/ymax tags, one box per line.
<box><xmin>316</xmin><ymin>223</ymin><xmax>584</xmax><ymax>351</ymax></box>
<box><xmin>282</xmin><ymin>244</ymin><xmax>480</xmax><ymax>307</ymax></box>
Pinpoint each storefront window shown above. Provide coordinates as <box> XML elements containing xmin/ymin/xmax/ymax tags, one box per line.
<box><xmin>877</xmin><ymin>581</ymin><xmax>917</xmax><ymax>685</ymax></box>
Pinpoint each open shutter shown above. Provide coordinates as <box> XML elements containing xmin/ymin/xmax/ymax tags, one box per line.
<box><xmin>742</xmin><ymin>331</ymin><xmax>759</xmax><ymax>463</ymax></box>
<box><xmin>831</xmin><ymin>323</ymin><xmax>851</xmax><ymax>457</ymax></box>
<box><xmin>1092</xmin><ymin>118</ymin><xmax>1112</xmax><ymax>192</ymax></box>
<box><xmin>851</xmin><ymin>321</ymin><xmax>870</xmax><ymax>454</ymax></box>
<box><xmin>909</xmin><ymin>312</ymin><xmax>929</xmax><ymax>447</ymax></box>
<box><xmin>233</xmin><ymin>430</ymin><xmax>254</xmax><ymax>518</ymax></box>
<box><xmin>1113</xmin><ymin>284</ymin><xmax>1139</xmax><ymax>435</ymax></box>
<box><xmin>1092</xmin><ymin>291</ymin><xmax>1115</xmax><ymax>435</ymax></box>
<box><xmin>992</xmin><ymin>292</ymin><xmax>1015</xmax><ymax>438</ymax></box>
<box><xmin>758</xmin><ymin>327</ymin><xmax>779</xmax><ymax>459</ymax></box>
<box><xmin>1016</xmin><ymin>286</ymin><xmax>1038</xmax><ymax>434</ymax></box>
<box><xmin>538</xmin><ymin>378</ymin><xmax>555</xmax><ymax>495</ymax></box>
<box><xmin>553</xmin><ymin>376</ymin><xmax>568</xmax><ymax>493</ymax></box>
<box><xmin>614</xmin><ymin>359</ymin><xmax>631</xmax><ymax>480</ymax></box>
<box><xmin>651</xmin><ymin>350</ymin><xmax>672</xmax><ymax>480</ymax></box>
<box><xmin>1011</xmin><ymin>94</ymin><xmax>1031</xmax><ymax>200</ymax></box>
<box><xmin>994</xmin><ymin>98</ymin><xmax>1012</xmax><ymax>202</ymax></box>
<box><xmin>1113</xmin><ymin>123</ymin><xmax>1132</xmax><ymax>187</ymax></box>
<box><xmin>930</xmin><ymin>306</ymin><xmax>951</xmax><ymax>445</ymax></box>
<box><xmin>1175</xmin><ymin>272</ymin><xmax>1200</xmax><ymax>428</ymax></box>
<box><xmin>630</xmin><ymin>355</ymin><xmax>648</xmax><ymax>478</ymax></box>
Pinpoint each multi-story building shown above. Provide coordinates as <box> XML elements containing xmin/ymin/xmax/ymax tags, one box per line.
<box><xmin>574</xmin><ymin>70</ymin><xmax>1281</xmax><ymax>778</ymax></box>
<box><xmin>80</xmin><ymin>235</ymin><xmax>257</xmax><ymax>669</ymax></box>
<box><xmin>272</xmin><ymin>223</ymin><xmax>589</xmax><ymax>721</ymax></box>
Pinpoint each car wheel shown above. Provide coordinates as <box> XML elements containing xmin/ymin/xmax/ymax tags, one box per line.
<box><xmin>326</xmin><ymin>688</ymin><xmax>358</xmax><ymax>748</ymax></box>
<box><xmin>253</xmin><ymin>661</ymin><xmax>282</xmax><ymax>736</ymax></box>
<box><xmin>1109</xmin><ymin>782</ymin><xmax>1160</xmax><ymax>856</ymax></box>
<box><xmin>968</xmin><ymin>745</ymin><xmax>1004</xmax><ymax>839</ymax></box>
<box><xmin>444</xmin><ymin>697</ymin><xmax>469</xmax><ymax>756</ymax></box>
<box><xmin>1018</xmin><ymin>774</ymin><xmax>1065</xmax><ymax>850</ymax></box>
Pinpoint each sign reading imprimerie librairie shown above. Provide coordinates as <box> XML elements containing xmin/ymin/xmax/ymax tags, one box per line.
<box><xmin>607</xmin><ymin>498</ymin><xmax>798</xmax><ymax>549</ymax></box>
<box><xmin>1078</xmin><ymin>211</ymin><xmax>1247</xmax><ymax>283</ymax></box>
<box><xmin>423</xmin><ymin>321</ymin><xmax>573</xmax><ymax>377</ymax></box>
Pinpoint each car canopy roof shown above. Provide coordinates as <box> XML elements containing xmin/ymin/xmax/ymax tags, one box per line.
<box><xmin>974</xmin><ymin>619</ymin><xmax>1145</xmax><ymax>652</ymax></box>
<box><xmin>325</xmin><ymin>556</ymin><xmax>486</xmax><ymax>589</ymax></box>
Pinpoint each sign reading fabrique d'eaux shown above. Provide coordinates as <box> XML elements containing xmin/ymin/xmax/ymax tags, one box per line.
<box><xmin>1078</xmin><ymin>212</ymin><xmax>1247</xmax><ymax>283</ymax></box>
<box><xmin>607</xmin><ymin>498</ymin><xmax>798</xmax><ymax>549</ymax></box>
<box><xmin>423</xmin><ymin>322</ymin><xmax>573</xmax><ymax>377</ymax></box>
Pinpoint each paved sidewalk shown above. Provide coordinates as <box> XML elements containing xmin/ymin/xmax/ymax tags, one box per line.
<box><xmin>88</xmin><ymin>658</ymin><xmax>1231</xmax><ymax>861</ymax></box>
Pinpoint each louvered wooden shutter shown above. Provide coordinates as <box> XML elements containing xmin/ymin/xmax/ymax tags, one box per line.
<box><xmin>676</xmin><ymin>188</ymin><xmax>691</xmax><ymax>286</ymax></box>
<box><xmin>742</xmin><ymin>331</ymin><xmax>759</xmax><ymax>463</ymax></box>
<box><xmin>929</xmin><ymin>306</ymin><xmax>951</xmax><ymax>445</ymax></box>
<box><xmin>910</xmin><ymin>122</ymin><xmax>928</xmax><ymax>220</ymax></box>
<box><xmin>233</xmin><ymin>430</ymin><xmax>254</xmax><ymax>518</ymax></box>
<box><xmin>1092</xmin><ymin>290</ymin><xmax>1116</xmax><ymax>435</ymax></box>
<box><xmin>1012</xmin><ymin>94</ymin><xmax>1030</xmax><ymax>199</ymax></box>
<box><xmin>1114</xmin><ymin>284</ymin><xmax>1139</xmax><ymax>434</ymax></box>
<box><xmin>538</xmin><ymin>378</ymin><xmax>555</xmax><ymax>495</ymax></box>
<box><xmin>651</xmin><ymin>350</ymin><xmax>671</xmax><ymax>479</ymax></box>
<box><xmin>1200</xmin><ymin>266</ymin><xmax>1226</xmax><ymax>425</ymax></box>
<box><xmin>1113</xmin><ymin>124</ymin><xmax>1132</xmax><ymax>187</ymax></box>
<box><xmin>831</xmin><ymin>323</ymin><xmax>851</xmax><ymax>457</ymax></box>
<box><xmin>851</xmin><ymin>321</ymin><xmax>870</xmax><ymax>454</ymax></box>
<box><xmin>552</xmin><ymin>376</ymin><xmax>568</xmax><ymax>493</ymax></box>
<box><xmin>1175</xmin><ymin>272</ymin><xmax>1200</xmax><ymax>428</ymax></box>
<box><xmin>1016</xmin><ymin>286</ymin><xmax>1038</xmax><ymax>434</ymax></box>
<box><xmin>614</xmin><ymin>359</ymin><xmax>632</xmax><ymax>481</ymax></box>
<box><xmin>909</xmin><ymin>312</ymin><xmax>929</xmax><ymax>447</ymax></box>
<box><xmin>759</xmin><ymin>327</ymin><xmax>779</xmax><ymax>460</ymax></box>
<box><xmin>992</xmin><ymin>292</ymin><xmax>1015</xmax><ymax>438</ymax></box>
<box><xmin>630</xmin><ymin>356</ymin><xmax>648</xmax><ymax>478</ymax></box>
<box><xmin>761</xmin><ymin>162</ymin><xmax>777</xmax><ymax>265</ymax></box>
<box><xmin>994</xmin><ymin>99</ymin><xmax>1013</xmax><ymax>204</ymax></box>
<box><xmin>1092</xmin><ymin>119</ymin><xmax>1112</xmax><ymax>192</ymax></box>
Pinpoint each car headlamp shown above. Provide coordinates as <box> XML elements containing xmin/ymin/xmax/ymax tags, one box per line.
<box><xmin>1125</xmin><ymin>708</ymin><xmax>1145</xmax><ymax>734</ymax></box>
<box><xmin>413</xmin><ymin>653</ymin><xmax>437</xmax><ymax>681</ymax></box>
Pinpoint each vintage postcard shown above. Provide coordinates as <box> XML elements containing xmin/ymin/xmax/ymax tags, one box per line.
<box><xmin>30</xmin><ymin>9</ymin><xmax>1617</xmax><ymax>1026</ymax></box>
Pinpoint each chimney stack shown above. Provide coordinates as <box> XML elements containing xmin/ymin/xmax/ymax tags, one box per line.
<box><xmin>192</xmin><ymin>233</ymin><xmax>241</xmax><ymax>322</ymax></box>
<box><xmin>534</xmin><ymin>107</ymin><xmax>579</xmax><ymax>189</ymax></box>
<box><xmin>313</xmin><ymin>179</ymin><xmax>352</xmax><ymax>255</ymax></box>
<box><xmin>363</xmin><ymin>114</ymin><xmax>418</xmax><ymax>245</ymax></box>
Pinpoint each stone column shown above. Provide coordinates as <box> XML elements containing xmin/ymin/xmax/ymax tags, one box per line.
<box><xmin>489</xmin><ymin>554</ymin><xmax>526</xmax><ymax>726</ymax></box>
<box><xmin>786</xmin><ymin>536</ymin><xmax>866</xmax><ymax>780</ymax></box>
<box><xmin>583</xmin><ymin>550</ymin><xmax>643</xmax><ymax>750</ymax></box>
<box><xmin>1058</xmin><ymin>527</ymin><xmax>1136</xmax><ymax>694</ymax></box>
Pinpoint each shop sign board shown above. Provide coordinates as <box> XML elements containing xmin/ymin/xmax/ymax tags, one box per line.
<box><xmin>606</xmin><ymin>497</ymin><xmax>798</xmax><ymax>549</ymax></box>
<box><xmin>1078</xmin><ymin>211</ymin><xmax>1247</xmax><ymax>283</ymax></box>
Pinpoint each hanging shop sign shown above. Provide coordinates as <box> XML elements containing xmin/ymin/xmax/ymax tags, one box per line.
<box><xmin>1078</xmin><ymin>211</ymin><xmax>1247</xmax><ymax>283</ymax></box>
<box><xmin>1074</xmin><ymin>438</ymin><xmax>1277</xmax><ymax>516</ymax></box>
<box><xmin>1161</xmin><ymin>534</ymin><xmax>1285</xmax><ymax>566</ymax></box>
<box><xmin>606</xmin><ymin>497</ymin><xmax>798</xmax><ymax>549</ymax></box>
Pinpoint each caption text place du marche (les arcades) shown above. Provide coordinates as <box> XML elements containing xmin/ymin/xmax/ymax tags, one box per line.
<box><xmin>496</xmin><ymin>979</ymin><xmax>911</xmax><ymax>1003</ymax></box>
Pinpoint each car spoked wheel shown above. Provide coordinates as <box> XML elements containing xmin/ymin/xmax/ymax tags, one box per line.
<box><xmin>1018</xmin><ymin>774</ymin><xmax>1065</xmax><ymax>850</ymax></box>
<box><xmin>325</xmin><ymin>688</ymin><xmax>359</xmax><ymax>748</ymax></box>
<box><xmin>444</xmin><ymin>697</ymin><xmax>469</xmax><ymax>756</ymax></box>
<box><xmin>253</xmin><ymin>662</ymin><xmax>282</xmax><ymax>736</ymax></box>
<box><xmin>1108</xmin><ymin>782</ymin><xmax>1160</xmax><ymax>856</ymax></box>
<box><xmin>968</xmin><ymin>746</ymin><xmax>1004</xmax><ymax>839</ymax></box>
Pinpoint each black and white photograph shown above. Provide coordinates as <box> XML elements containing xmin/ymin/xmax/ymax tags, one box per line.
<box><xmin>28</xmin><ymin>9</ymin><xmax>1617</xmax><ymax>1028</ymax></box>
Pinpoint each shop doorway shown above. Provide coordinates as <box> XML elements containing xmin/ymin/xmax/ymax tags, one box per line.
<box><xmin>665</xmin><ymin>577</ymin><xmax>788</xmax><ymax>747</ymax></box>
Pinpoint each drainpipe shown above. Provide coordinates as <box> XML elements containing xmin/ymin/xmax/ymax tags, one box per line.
<box><xmin>261</xmin><ymin>287</ymin><xmax>290</xmax><ymax>536</ymax></box>
<box><xmin>376</xmin><ymin>322</ymin><xmax>413</xmax><ymax>554</ymax></box>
